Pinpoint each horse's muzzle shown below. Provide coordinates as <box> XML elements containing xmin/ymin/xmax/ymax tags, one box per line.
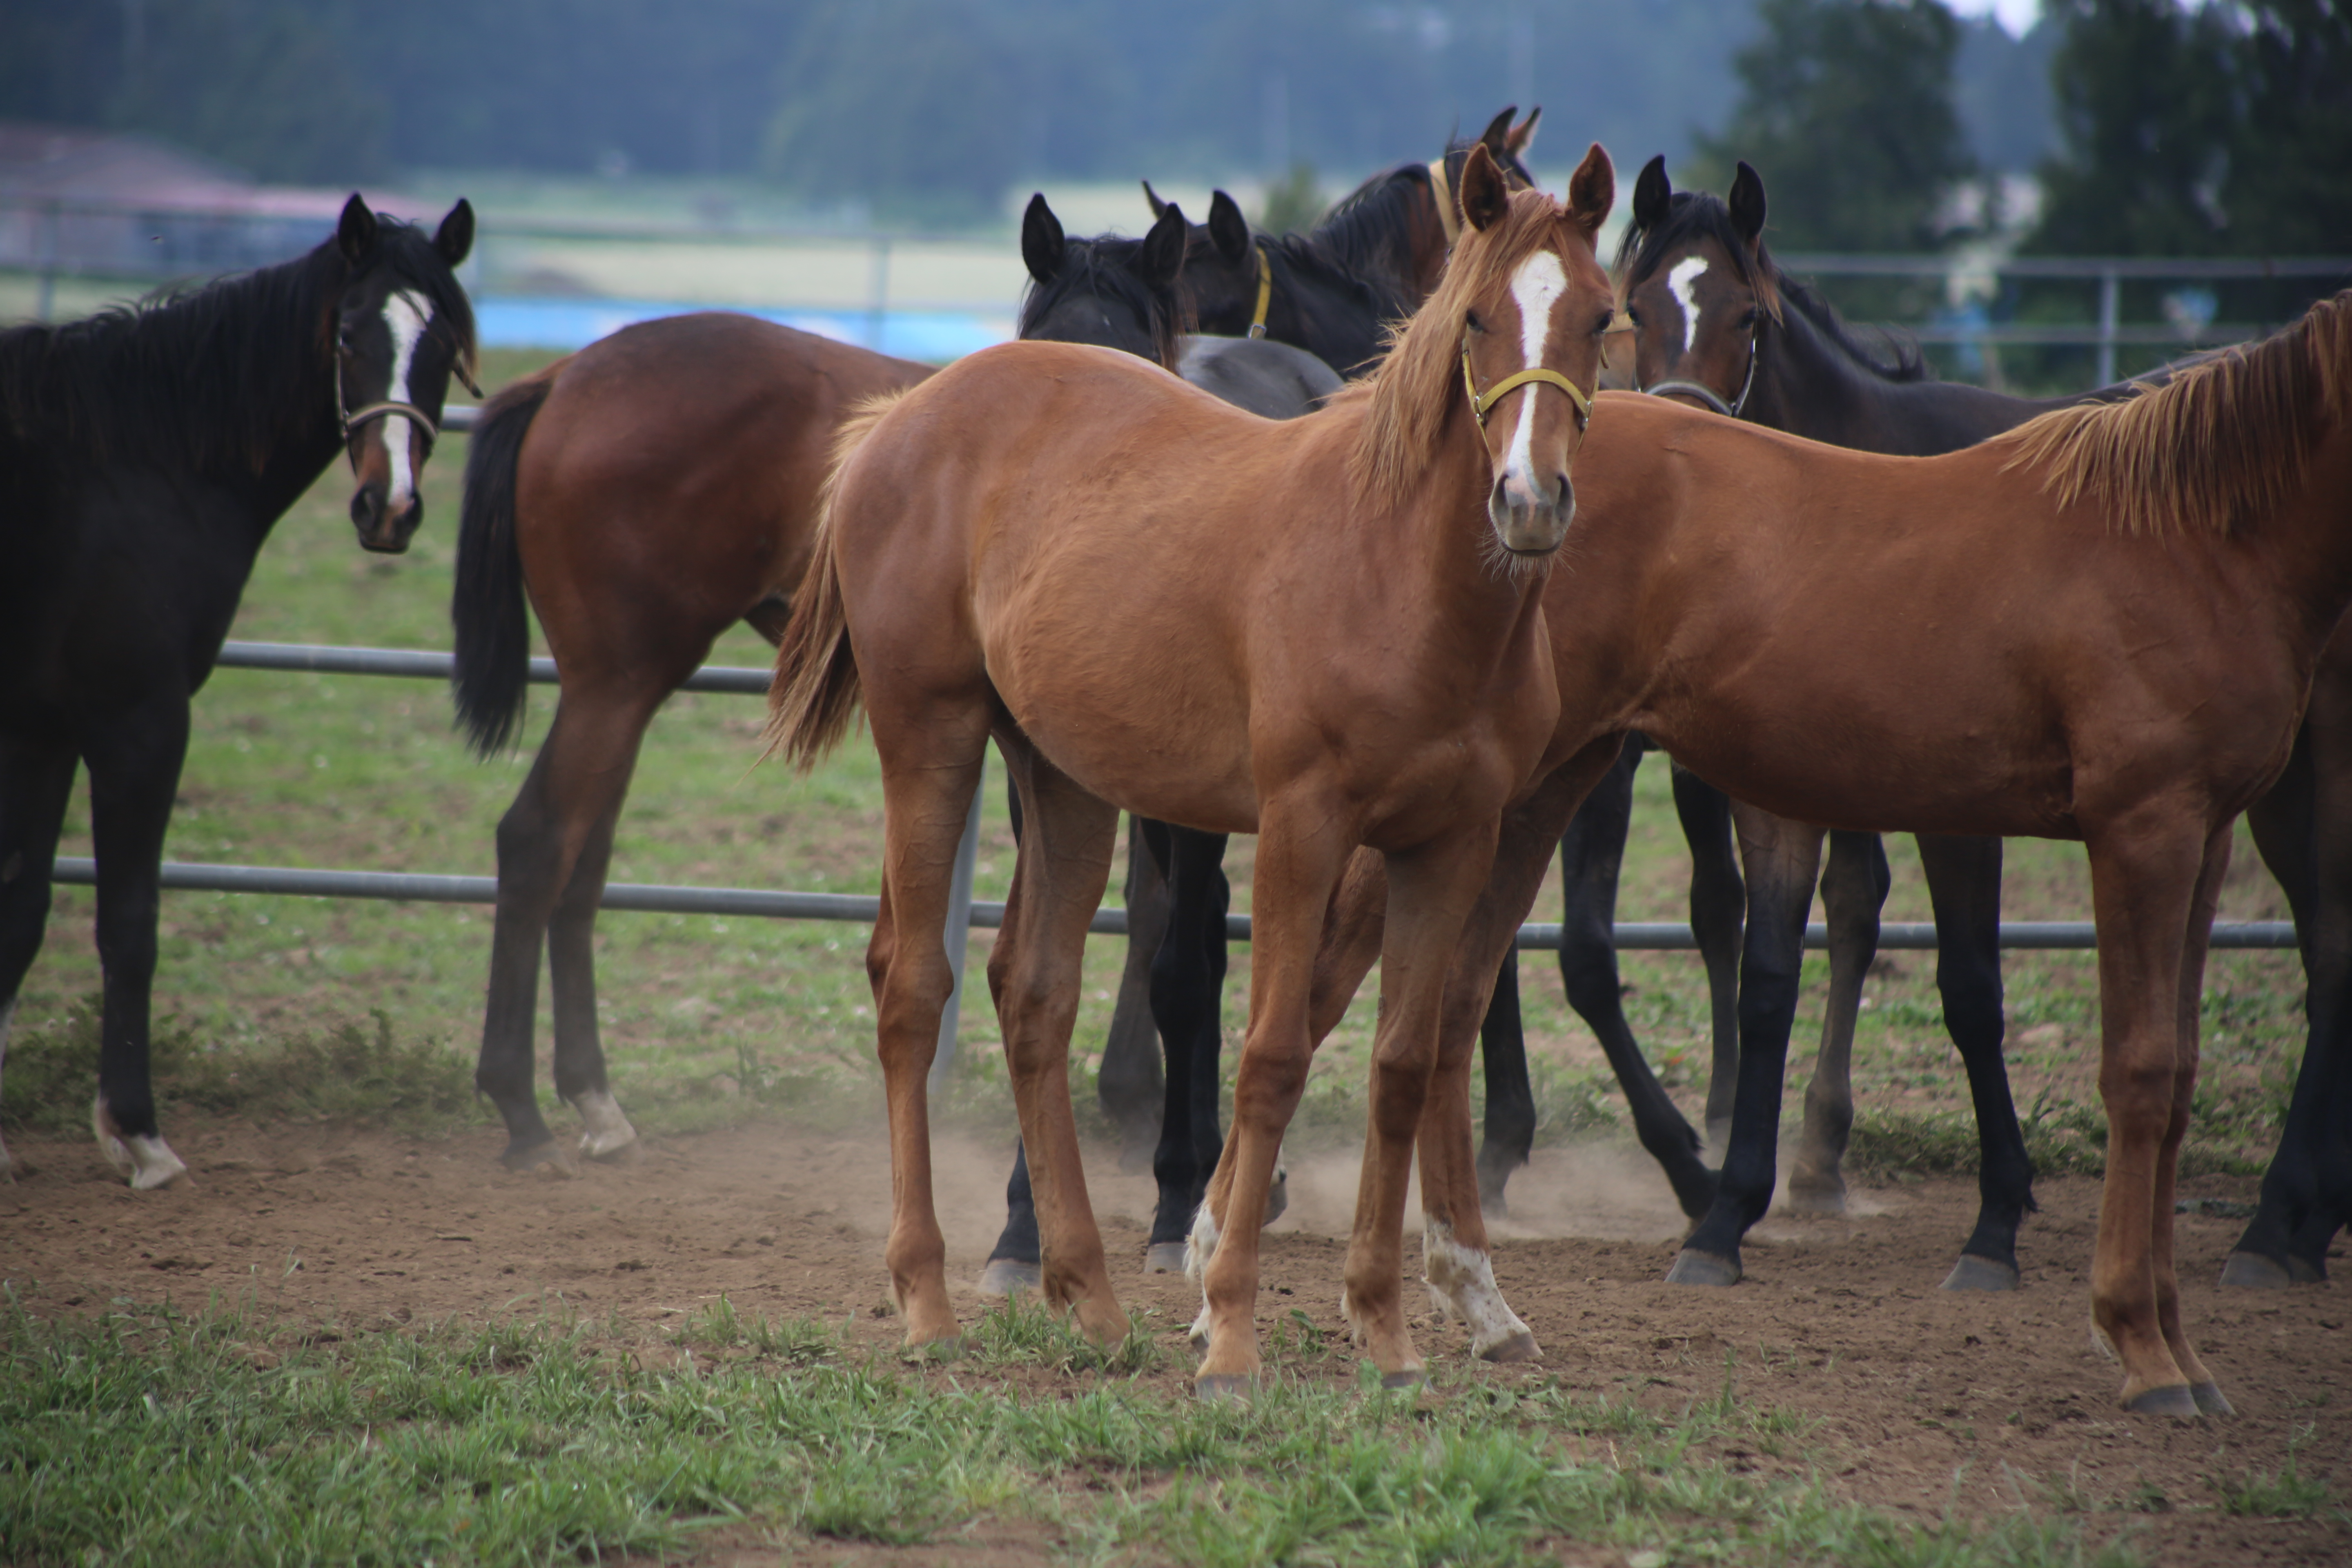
<box><xmin>1489</xmin><ymin>472</ymin><xmax>1574</xmax><ymax>556</ymax></box>
<box><xmin>351</xmin><ymin>484</ymin><xmax>421</xmax><ymax>554</ymax></box>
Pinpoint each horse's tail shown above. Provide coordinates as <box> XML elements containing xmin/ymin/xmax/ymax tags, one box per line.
<box><xmin>763</xmin><ymin>390</ymin><xmax>907</xmax><ymax>769</ymax></box>
<box><xmin>451</xmin><ymin>361</ymin><xmax>564</xmax><ymax>757</ymax></box>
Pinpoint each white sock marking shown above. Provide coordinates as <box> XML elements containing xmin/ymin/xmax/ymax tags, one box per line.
<box><xmin>1423</xmin><ymin>1218</ymin><xmax>1532</xmax><ymax>1358</ymax></box>
<box><xmin>379</xmin><ymin>290</ymin><xmax>432</xmax><ymax>509</ymax></box>
<box><xmin>92</xmin><ymin>1095</ymin><xmax>187</xmax><ymax>1189</ymax></box>
<box><xmin>575</xmin><ymin>1087</ymin><xmax>639</xmax><ymax>1158</ymax></box>
<box><xmin>1500</xmin><ymin>250</ymin><xmax>1569</xmax><ymax>496</ymax></box>
<box><xmin>1666</xmin><ymin>256</ymin><xmax>1709</xmax><ymax>358</ymax></box>
<box><xmin>1185</xmin><ymin>1202</ymin><xmax>1221</xmax><ymax>1349</ymax></box>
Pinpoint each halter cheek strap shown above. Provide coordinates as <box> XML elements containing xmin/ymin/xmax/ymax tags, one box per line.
<box><xmin>1461</xmin><ymin>336</ymin><xmax>1593</xmax><ymax>431</ymax></box>
<box><xmin>1247</xmin><ymin>244</ymin><xmax>1273</xmax><ymax>340</ymax></box>
<box><xmin>1640</xmin><ymin>331</ymin><xmax>1757</xmax><ymax>419</ymax></box>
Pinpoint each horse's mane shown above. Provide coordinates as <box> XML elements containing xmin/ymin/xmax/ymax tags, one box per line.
<box><xmin>1350</xmin><ymin>187</ymin><xmax>1572</xmax><ymax>502</ymax></box>
<box><xmin>1016</xmin><ymin>234</ymin><xmax>1183</xmax><ymax>371</ymax></box>
<box><xmin>1281</xmin><ymin>131</ymin><xmax>1537</xmax><ymax>317</ymax></box>
<box><xmin>0</xmin><ymin>217</ymin><xmax>476</xmax><ymax>476</ymax></box>
<box><xmin>1613</xmin><ymin>185</ymin><xmax>1930</xmax><ymax>384</ymax></box>
<box><xmin>1995</xmin><ymin>289</ymin><xmax>2352</xmax><ymax>537</ymax></box>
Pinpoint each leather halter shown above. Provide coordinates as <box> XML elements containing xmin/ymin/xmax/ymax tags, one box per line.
<box><xmin>1461</xmin><ymin>335</ymin><xmax>1592</xmax><ymax>431</ymax></box>
<box><xmin>1427</xmin><ymin>157</ymin><xmax>1461</xmax><ymax>248</ymax></box>
<box><xmin>1247</xmin><ymin>243</ymin><xmax>1273</xmax><ymax>339</ymax></box>
<box><xmin>334</xmin><ymin>314</ymin><xmax>480</xmax><ymax>461</ymax></box>
<box><xmin>1640</xmin><ymin>330</ymin><xmax>1757</xmax><ymax>418</ymax></box>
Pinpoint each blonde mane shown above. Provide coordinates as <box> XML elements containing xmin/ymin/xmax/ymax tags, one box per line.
<box><xmin>1350</xmin><ymin>188</ymin><xmax>1581</xmax><ymax>503</ymax></box>
<box><xmin>1996</xmin><ymin>290</ymin><xmax>2352</xmax><ymax>537</ymax></box>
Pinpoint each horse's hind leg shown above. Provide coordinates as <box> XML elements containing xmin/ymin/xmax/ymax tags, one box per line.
<box><xmin>478</xmin><ymin>689</ymin><xmax>658</xmax><ymax>1172</ymax></box>
<box><xmin>1786</xmin><ymin>830</ymin><xmax>1889</xmax><ymax>1215</ymax></box>
<box><xmin>1145</xmin><ymin>822</ymin><xmax>1235</xmax><ymax>1272</ymax></box>
<box><xmin>1100</xmin><ymin>817</ymin><xmax>1168</xmax><ymax>1169</ymax></box>
<box><xmin>1555</xmin><ymin>744</ymin><xmax>1714</xmax><ymax>1218</ymax></box>
<box><xmin>548</xmin><ymin>775</ymin><xmax>638</xmax><ymax>1160</ymax></box>
<box><xmin>1673</xmin><ymin>765</ymin><xmax>1745</xmax><ymax>1150</ymax></box>
<box><xmin>984</xmin><ymin>737</ymin><xmax>1127</xmax><ymax>1345</ymax></box>
<box><xmin>80</xmin><ymin>705</ymin><xmax>194</xmax><ymax>1189</ymax></box>
<box><xmin>1915</xmin><ymin>833</ymin><xmax>2035</xmax><ymax>1291</ymax></box>
<box><xmin>1669</xmin><ymin>807</ymin><xmax>1824</xmax><ymax>1287</ymax></box>
<box><xmin>0</xmin><ymin>733</ymin><xmax>80</xmax><ymax>1180</ymax></box>
<box><xmin>2150</xmin><ymin>825</ymin><xmax>2233</xmax><ymax>1415</ymax></box>
<box><xmin>1474</xmin><ymin>948</ymin><xmax>1535</xmax><ymax>1214</ymax></box>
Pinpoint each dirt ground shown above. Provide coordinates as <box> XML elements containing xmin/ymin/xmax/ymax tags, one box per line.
<box><xmin>4</xmin><ymin>1115</ymin><xmax>2346</xmax><ymax>1566</ymax></box>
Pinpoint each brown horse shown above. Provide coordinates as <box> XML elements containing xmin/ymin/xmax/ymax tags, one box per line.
<box><xmin>1282</xmin><ymin>291</ymin><xmax>2352</xmax><ymax>1414</ymax></box>
<box><xmin>767</xmin><ymin>146</ymin><xmax>1618</xmax><ymax>1392</ymax></box>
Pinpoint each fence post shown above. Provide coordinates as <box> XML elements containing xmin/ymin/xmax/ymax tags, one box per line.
<box><xmin>929</xmin><ymin>760</ymin><xmax>986</xmax><ymax>1092</ymax></box>
<box><xmin>866</xmin><ymin>234</ymin><xmax>893</xmax><ymax>354</ymax></box>
<box><xmin>2096</xmin><ymin>267</ymin><xmax>2119</xmax><ymax>386</ymax></box>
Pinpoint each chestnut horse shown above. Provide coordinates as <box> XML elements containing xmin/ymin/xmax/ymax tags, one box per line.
<box><xmin>450</xmin><ymin>203</ymin><xmax>1185</xmax><ymax>1170</ymax></box>
<box><xmin>0</xmin><ymin>196</ymin><xmax>476</xmax><ymax>1187</ymax></box>
<box><xmin>1285</xmin><ymin>291</ymin><xmax>2352</xmax><ymax>1412</ymax></box>
<box><xmin>767</xmin><ymin>147</ymin><xmax>1619</xmax><ymax>1391</ymax></box>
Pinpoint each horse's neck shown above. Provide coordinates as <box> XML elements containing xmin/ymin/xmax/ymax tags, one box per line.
<box><xmin>205</xmin><ymin>270</ymin><xmax>346</xmax><ymax>527</ymax></box>
<box><xmin>1747</xmin><ymin>300</ymin><xmax>2046</xmax><ymax>456</ymax></box>
<box><xmin>2258</xmin><ymin>421</ymin><xmax>2352</xmax><ymax>651</ymax></box>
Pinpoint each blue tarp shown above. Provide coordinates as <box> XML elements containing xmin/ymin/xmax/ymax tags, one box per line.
<box><xmin>473</xmin><ymin>296</ymin><xmax>1014</xmax><ymax>362</ymax></box>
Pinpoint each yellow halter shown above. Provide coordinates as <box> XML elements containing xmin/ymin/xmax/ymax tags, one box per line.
<box><xmin>1247</xmin><ymin>243</ymin><xmax>1273</xmax><ymax>339</ymax></box>
<box><xmin>1461</xmin><ymin>335</ymin><xmax>1592</xmax><ymax>431</ymax></box>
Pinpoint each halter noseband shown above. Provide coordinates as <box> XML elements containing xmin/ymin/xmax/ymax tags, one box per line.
<box><xmin>1639</xmin><ymin>324</ymin><xmax>1757</xmax><ymax>419</ymax></box>
<box><xmin>1461</xmin><ymin>334</ymin><xmax>1592</xmax><ymax>431</ymax></box>
<box><xmin>333</xmin><ymin>312</ymin><xmax>481</xmax><ymax>466</ymax></box>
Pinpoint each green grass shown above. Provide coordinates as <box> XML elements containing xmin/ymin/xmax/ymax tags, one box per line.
<box><xmin>0</xmin><ymin>1291</ymin><xmax>2147</xmax><ymax>1568</ymax></box>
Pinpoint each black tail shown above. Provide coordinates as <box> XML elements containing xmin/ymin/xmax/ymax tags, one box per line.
<box><xmin>451</xmin><ymin>367</ymin><xmax>558</xmax><ymax>757</ymax></box>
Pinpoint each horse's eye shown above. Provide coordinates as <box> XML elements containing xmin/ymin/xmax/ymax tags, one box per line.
<box><xmin>1592</xmin><ymin>312</ymin><xmax>1613</xmax><ymax>337</ymax></box>
<box><xmin>1625</xmin><ymin>307</ymin><xmax>1643</xmax><ymax>329</ymax></box>
<box><xmin>1740</xmin><ymin>309</ymin><xmax>1760</xmax><ymax>330</ymax></box>
<box><xmin>1464</xmin><ymin>311</ymin><xmax>1486</xmax><ymax>334</ymax></box>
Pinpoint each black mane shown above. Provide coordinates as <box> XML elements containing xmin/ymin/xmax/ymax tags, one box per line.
<box><xmin>1616</xmin><ymin>187</ymin><xmax>1928</xmax><ymax>385</ymax></box>
<box><xmin>0</xmin><ymin>216</ymin><xmax>477</xmax><ymax>476</ymax></box>
<box><xmin>1016</xmin><ymin>232</ymin><xmax>1183</xmax><ymax>369</ymax></box>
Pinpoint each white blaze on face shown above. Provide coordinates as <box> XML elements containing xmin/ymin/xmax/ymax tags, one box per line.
<box><xmin>378</xmin><ymin>289</ymin><xmax>432</xmax><ymax>510</ymax></box>
<box><xmin>1666</xmin><ymin>255</ymin><xmax>1710</xmax><ymax>357</ymax></box>
<box><xmin>1500</xmin><ymin>249</ymin><xmax>1569</xmax><ymax>496</ymax></box>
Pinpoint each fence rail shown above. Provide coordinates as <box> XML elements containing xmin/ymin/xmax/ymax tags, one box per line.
<box><xmin>45</xmin><ymin>639</ymin><xmax>2281</xmax><ymax>955</ymax></box>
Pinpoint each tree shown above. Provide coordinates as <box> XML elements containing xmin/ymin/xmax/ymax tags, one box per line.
<box><xmin>1689</xmin><ymin>0</ymin><xmax>1976</xmax><ymax>252</ymax></box>
<box><xmin>2223</xmin><ymin>0</ymin><xmax>2352</xmax><ymax>256</ymax></box>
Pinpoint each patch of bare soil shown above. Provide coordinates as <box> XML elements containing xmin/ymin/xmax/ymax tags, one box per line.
<box><xmin>4</xmin><ymin>1117</ymin><xmax>2346</xmax><ymax>1566</ymax></box>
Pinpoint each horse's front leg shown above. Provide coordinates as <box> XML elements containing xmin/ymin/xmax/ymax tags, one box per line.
<box><xmin>1341</xmin><ymin>816</ymin><xmax>1506</xmax><ymax>1385</ymax></box>
<box><xmin>2151</xmin><ymin>825</ymin><xmax>2233</xmax><ymax>1415</ymax></box>
<box><xmin>2082</xmin><ymin>808</ymin><xmax>2216</xmax><ymax>1415</ymax></box>
<box><xmin>0</xmin><ymin>732</ymin><xmax>81</xmax><ymax>1182</ymax></box>
<box><xmin>82</xmin><ymin>702</ymin><xmax>194</xmax><ymax>1189</ymax></box>
<box><xmin>1786</xmin><ymin>829</ymin><xmax>1889</xmax><ymax>1214</ymax></box>
<box><xmin>1192</xmin><ymin>798</ymin><xmax>1351</xmax><ymax>1395</ymax></box>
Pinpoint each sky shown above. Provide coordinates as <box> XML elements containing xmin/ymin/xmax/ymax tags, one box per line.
<box><xmin>1948</xmin><ymin>0</ymin><xmax>2041</xmax><ymax>36</ymax></box>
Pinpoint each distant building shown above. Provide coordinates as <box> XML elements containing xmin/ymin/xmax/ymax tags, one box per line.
<box><xmin>0</xmin><ymin>123</ymin><xmax>403</xmax><ymax>281</ymax></box>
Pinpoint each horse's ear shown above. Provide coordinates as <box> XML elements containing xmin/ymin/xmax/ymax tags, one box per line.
<box><xmin>435</xmin><ymin>199</ymin><xmax>474</xmax><ymax>267</ymax></box>
<box><xmin>1459</xmin><ymin>143</ymin><xmax>1510</xmax><ymax>233</ymax></box>
<box><xmin>1136</xmin><ymin>200</ymin><xmax>1187</xmax><ymax>295</ymax></box>
<box><xmin>1141</xmin><ymin>180</ymin><xmax>1169</xmax><ymax>221</ymax></box>
<box><xmin>1506</xmin><ymin>106</ymin><xmax>1541</xmax><ymax>158</ymax></box>
<box><xmin>1021</xmin><ymin>193</ymin><xmax>1065</xmax><ymax>287</ymax></box>
<box><xmin>1566</xmin><ymin>143</ymin><xmax>1615</xmax><ymax>234</ymax></box>
<box><xmin>1477</xmin><ymin>106</ymin><xmax>1517</xmax><ymax>163</ymax></box>
<box><xmin>1728</xmin><ymin>161</ymin><xmax>1768</xmax><ymax>249</ymax></box>
<box><xmin>1207</xmin><ymin>189</ymin><xmax>1251</xmax><ymax>264</ymax></box>
<box><xmin>336</xmin><ymin>194</ymin><xmax>377</xmax><ymax>263</ymax></box>
<box><xmin>1632</xmin><ymin>156</ymin><xmax>1671</xmax><ymax>232</ymax></box>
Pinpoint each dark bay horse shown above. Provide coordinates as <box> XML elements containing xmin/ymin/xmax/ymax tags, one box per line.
<box><xmin>0</xmin><ymin>196</ymin><xmax>477</xmax><ymax>1186</ymax></box>
<box><xmin>449</xmin><ymin>201</ymin><xmax>1186</xmax><ymax>1172</ymax></box>
<box><xmin>768</xmin><ymin>149</ymin><xmax>1619</xmax><ymax>1390</ymax></box>
<box><xmin>1291</xmin><ymin>291</ymin><xmax>2352</xmax><ymax>1412</ymax></box>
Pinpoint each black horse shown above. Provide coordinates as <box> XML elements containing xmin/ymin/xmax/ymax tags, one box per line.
<box><xmin>983</xmin><ymin>114</ymin><xmax>1549</xmax><ymax>1288</ymax></box>
<box><xmin>1555</xmin><ymin>158</ymin><xmax>2152</xmax><ymax>1290</ymax></box>
<box><xmin>0</xmin><ymin>195</ymin><xmax>476</xmax><ymax>1186</ymax></box>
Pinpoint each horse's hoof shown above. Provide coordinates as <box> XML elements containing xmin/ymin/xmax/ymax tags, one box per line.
<box><xmin>502</xmin><ymin>1140</ymin><xmax>579</xmax><ymax>1178</ymax></box>
<box><xmin>905</xmin><ymin>1334</ymin><xmax>966</xmax><ymax>1360</ymax></box>
<box><xmin>1479</xmin><ymin>1331</ymin><xmax>1543</xmax><ymax>1365</ymax></box>
<box><xmin>2124</xmin><ymin>1383</ymin><xmax>2201</xmax><ymax>1419</ymax></box>
<box><xmin>1144</xmin><ymin>1242</ymin><xmax>1189</xmax><ymax>1275</ymax></box>
<box><xmin>1782</xmin><ymin>1179</ymin><xmax>1847</xmax><ymax>1217</ymax></box>
<box><xmin>574</xmin><ymin>1089</ymin><xmax>638</xmax><ymax>1161</ymax></box>
<box><xmin>1664</xmin><ymin>1248</ymin><xmax>1741</xmax><ymax>1287</ymax></box>
<box><xmin>2190</xmin><ymin>1381</ymin><xmax>2235</xmax><ymax>1417</ymax></box>
<box><xmin>978</xmin><ymin>1257</ymin><xmax>1041</xmax><ymax>1296</ymax></box>
<box><xmin>1195</xmin><ymin>1374</ymin><xmax>1254</xmax><ymax>1402</ymax></box>
<box><xmin>1378</xmin><ymin>1368</ymin><xmax>1425</xmax><ymax>1390</ymax></box>
<box><xmin>1940</xmin><ymin>1253</ymin><xmax>2020</xmax><ymax>1292</ymax></box>
<box><xmin>2218</xmin><ymin>1251</ymin><xmax>2293</xmax><ymax>1289</ymax></box>
<box><xmin>1261</xmin><ymin>1168</ymin><xmax>1289</xmax><ymax>1228</ymax></box>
